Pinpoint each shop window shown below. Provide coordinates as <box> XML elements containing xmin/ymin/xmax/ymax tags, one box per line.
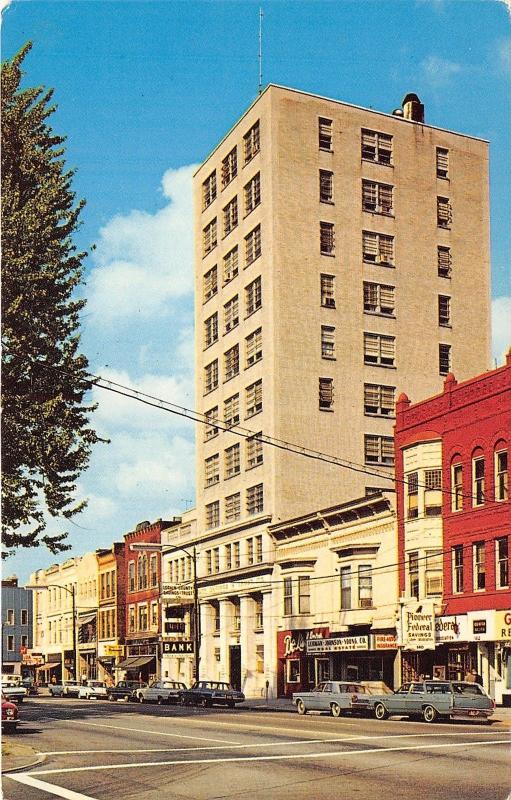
<box><xmin>287</xmin><ymin>659</ymin><xmax>301</xmax><ymax>683</ymax></box>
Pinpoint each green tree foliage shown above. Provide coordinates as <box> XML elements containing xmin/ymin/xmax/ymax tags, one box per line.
<box><xmin>1</xmin><ymin>43</ymin><xmax>100</xmax><ymax>556</ymax></box>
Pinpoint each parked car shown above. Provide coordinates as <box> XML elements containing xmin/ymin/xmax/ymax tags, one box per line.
<box><xmin>2</xmin><ymin>682</ymin><xmax>28</xmax><ymax>704</ymax></box>
<box><xmin>179</xmin><ymin>681</ymin><xmax>245</xmax><ymax>708</ymax></box>
<box><xmin>293</xmin><ymin>681</ymin><xmax>373</xmax><ymax>717</ymax></box>
<box><xmin>78</xmin><ymin>680</ymin><xmax>108</xmax><ymax>700</ymax></box>
<box><xmin>107</xmin><ymin>680</ymin><xmax>147</xmax><ymax>702</ymax></box>
<box><xmin>360</xmin><ymin>680</ymin><xmax>495</xmax><ymax>723</ymax></box>
<box><xmin>49</xmin><ymin>680</ymin><xmax>81</xmax><ymax>698</ymax></box>
<box><xmin>135</xmin><ymin>680</ymin><xmax>187</xmax><ymax>705</ymax></box>
<box><xmin>2</xmin><ymin>693</ymin><xmax>19</xmax><ymax>733</ymax></box>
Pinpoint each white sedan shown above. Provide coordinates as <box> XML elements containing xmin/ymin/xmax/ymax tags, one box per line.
<box><xmin>78</xmin><ymin>680</ymin><xmax>108</xmax><ymax>700</ymax></box>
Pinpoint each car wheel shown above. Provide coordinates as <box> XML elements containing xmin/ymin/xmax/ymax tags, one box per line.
<box><xmin>296</xmin><ymin>699</ymin><xmax>307</xmax><ymax>716</ymax></box>
<box><xmin>422</xmin><ymin>705</ymin><xmax>438</xmax><ymax>723</ymax></box>
<box><xmin>331</xmin><ymin>702</ymin><xmax>342</xmax><ymax>718</ymax></box>
<box><xmin>201</xmin><ymin>697</ymin><xmax>212</xmax><ymax>708</ymax></box>
<box><xmin>108</xmin><ymin>692</ymin><xmax>114</xmax><ymax>702</ymax></box>
<box><xmin>374</xmin><ymin>702</ymin><xmax>389</xmax><ymax>720</ymax></box>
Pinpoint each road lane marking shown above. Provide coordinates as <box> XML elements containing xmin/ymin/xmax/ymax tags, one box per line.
<box><xmin>7</xmin><ymin>773</ymin><xmax>95</xmax><ymax>800</ymax></box>
<box><xmin>40</xmin><ymin>729</ymin><xmax>503</xmax><ymax>755</ymax></box>
<box><xmin>31</xmin><ymin>738</ymin><xmax>510</xmax><ymax>775</ymax></box>
<box><xmin>68</xmin><ymin>719</ymin><xmax>238</xmax><ymax>744</ymax></box>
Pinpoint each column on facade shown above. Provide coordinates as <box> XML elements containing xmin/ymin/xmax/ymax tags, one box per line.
<box><xmin>263</xmin><ymin>590</ymin><xmax>277</xmax><ymax>698</ymax></box>
<box><xmin>219</xmin><ymin>598</ymin><xmax>234</xmax><ymax>684</ymax></box>
<box><xmin>239</xmin><ymin>595</ymin><xmax>256</xmax><ymax>695</ymax></box>
<box><xmin>199</xmin><ymin>602</ymin><xmax>215</xmax><ymax>682</ymax></box>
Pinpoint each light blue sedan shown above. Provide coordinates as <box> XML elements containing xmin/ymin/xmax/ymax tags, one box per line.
<box><xmin>293</xmin><ymin>681</ymin><xmax>372</xmax><ymax>717</ymax></box>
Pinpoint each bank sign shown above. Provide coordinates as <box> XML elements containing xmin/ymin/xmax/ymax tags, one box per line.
<box><xmin>402</xmin><ymin>601</ymin><xmax>435</xmax><ymax>651</ymax></box>
<box><xmin>161</xmin><ymin>641</ymin><xmax>194</xmax><ymax>655</ymax></box>
<box><xmin>306</xmin><ymin>636</ymin><xmax>369</xmax><ymax>654</ymax></box>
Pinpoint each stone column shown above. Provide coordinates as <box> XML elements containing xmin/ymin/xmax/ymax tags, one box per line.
<box><xmin>219</xmin><ymin>599</ymin><xmax>234</xmax><ymax>683</ymax></box>
<box><xmin>199</xmin><ymin>603</ymin><xmax>215</xmax><ymax>682</ymax></box>
<box><xmin>263</xmin><ymin>590</ymin><xmax>277</xmax><ymax>698</ymax></box>
<box><xmin>240</xmin><ymin>595</ymin><xmax>256</xmax><ymax>696</ymax></box>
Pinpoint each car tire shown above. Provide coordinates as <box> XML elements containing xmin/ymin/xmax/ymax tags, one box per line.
<box><xmin>422</xmin><ymin>705</ymin><xmax>438</xmax><ymax>723</ymax></box>
<box><xmin>374</xmin><ymin>702</ymin><xmax>389</xmax><ymax>720</ymax></box>
<box><xmin>108</xmin><ymin>692</ymin><xmax>114</xmax><ymax>702</ymax></box>
<box><xmin>331</xmin><ymin>702</ymin><xmax>342</xmax><ymax>718</ymax></box>
<box><xmin>201</xmin><ymin>697</ymin><xmax>212</xmax><ymax>708</ymax></box>
<box><xmin>296</xmin><ymin>699</ymin><xmax>307</xmax><ymax>716</ymax></box>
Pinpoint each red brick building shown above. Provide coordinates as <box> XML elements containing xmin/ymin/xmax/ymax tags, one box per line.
<box><xmin>394</xmin><ymin>353</ymin><xmax>510</xmax><ymax>703</ymax></box>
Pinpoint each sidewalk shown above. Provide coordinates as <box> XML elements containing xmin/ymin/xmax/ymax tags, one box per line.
<box><xmin>1</xmin><ymin>739</ymin><xmax>43</xmax><ymax>774</ymax></box>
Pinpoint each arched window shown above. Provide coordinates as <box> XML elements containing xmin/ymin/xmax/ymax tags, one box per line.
<box><xmin>471</xmin><ymin>448</ymin><xmax>485</xmax><ymax>507</ymax></box>
<box><xmin>494</xmin><ymin>441</ymin><xmax>508</xmax><ymax>502</ymax></box>
<box><xmin>450</xmin><ymin>455</ymin><xmax>463</xmax><ymax>512</ymax></box>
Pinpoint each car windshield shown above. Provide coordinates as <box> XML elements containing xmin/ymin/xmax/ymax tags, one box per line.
<box><xmin>90</xmin><ymin>682</ymin><xmax>105</xmax><ymax>688</ymax></box>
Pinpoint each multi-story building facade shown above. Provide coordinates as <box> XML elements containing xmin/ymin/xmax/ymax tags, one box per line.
<box><xmin>395</xmin><ymin>352</ymin><xmax>510</xmax><ymax>702</ymax></box>
<box><xmin>192</xmin><ymin>84</ymin><xmax>491</xmax><ymax>694</ymax></box>
<box><xmin>1</xmin><ymin>577</ymin><xmax>33</xmax><ymax>677</ymax></box>
<box><xmin>96</xmin><ymin>543</ymin><xmax>126</xmax><ymax>684</ymax></box>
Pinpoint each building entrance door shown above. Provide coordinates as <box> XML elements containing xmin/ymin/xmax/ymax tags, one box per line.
<box><xmin>230</xmin><ymin>646</ymin><xmax>241</xmax><ymax>690</ymax></box>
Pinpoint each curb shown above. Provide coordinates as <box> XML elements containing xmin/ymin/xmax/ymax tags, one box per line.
<box><xmin>1</xmin><ymin>751</ymin><xmax>46</xmax><ymax>776</ymax></box>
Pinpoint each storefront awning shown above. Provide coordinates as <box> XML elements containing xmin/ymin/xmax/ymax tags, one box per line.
<box><xmin>78</xmin><ymin>613</ymin><xmax>96</xmax><ymax>625</ymax></box>
<box><xmin>116</xmin><ymin>655</ymin><xmax>155</xmax><ymax>670</ymax></box>
<box><xmin>36</xmin><ymin>662</ymin><xmax>59</xmax><ymax>672</ymax></box>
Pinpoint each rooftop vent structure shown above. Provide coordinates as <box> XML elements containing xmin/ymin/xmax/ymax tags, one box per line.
<box><xmin>402</xmin><ymin>93</ymin><xmax>425</xmax><ymax>123</ymax></box>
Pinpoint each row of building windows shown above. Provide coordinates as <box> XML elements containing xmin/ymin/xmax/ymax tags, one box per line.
<box><xmin>97</xmin><ymin>608</ymin><xmax>117</xmax><ymax>640</ymax></box>
<box><xmin>451</xmin><ymin>449</ymin><xmax>508</xmax><ymax>511</ymax></box>
<box><xmin>204</xmin><ymin>436</ymin><xmax>263</xmax><ymax>486</ymax></box>
<box><xmin>318</xmin><ymin>118</ymin><xmax>450</xmax><ymax>181</ymax></box>
<box><xmin>5</xmin><ymin>634</ymin><xmax>29</xmax><ymax>652</ymax></box>
<box><xmin>451</xmin><ymin>537</ymin><xmax>509</xmax><ymax>594</ymax></box>
<box><xmin>128</xmin><ymin>601</ymin><xmax>159</xmax><ymax>633</ymax></box>
<box><xmin>203</xmin><ymin>215</ymin><xmax>262</xmax><ymax>261</ymax></box>
<box><xmin>283</xmin><ymin>567</ymin><xmax>373</xmax><ymax>615</ymax></box>
<box><xmin>4</xmin><ymin>608</ymin><xmax>29</xmax><ymax>626</ymax></box>
<box><xmin>208</xmin><ymin>596</ymin><xmax>265</xmax><ymax>634</ymax></box>
<box><xmin>99</xmin><ymin>569</ymin><xmax>116</xmax><ymax>601</ymax></box>
<box><xmin>202</xmin><ymin>120</ymin><xmax>260</xmax><ymax>210</ymax></box>
<box><xmin>205</xmin><ymin>535</ymin><xmax>264</xmax><ymax>575</ymax></box>
<box><xmin>205</xmin><ymin>483</ymin><xmax>264</xmax><ymax>529</ymax></box>
<box><xmin>127</xmin><ymin>554</ymin><xmax>159</xmax><ymax>594</ymax></box>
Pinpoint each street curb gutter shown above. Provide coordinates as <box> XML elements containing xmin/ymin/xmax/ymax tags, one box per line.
<box><xmin>2</xmin><ymin>752</ymin><xmax>46</xmax><ymax>775</ymax></box>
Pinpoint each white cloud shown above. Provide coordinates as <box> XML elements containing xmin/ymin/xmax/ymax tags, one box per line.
<box><xmin>497</xmin><ymin>0</ymin><xmax>511</xmax><ymax>20</ymax></box>
<box><xmin>420</xmin><ymin>55</ymin><xmax>462</xmax><ymax>88</ymax></box>
<box><xmin>492</xmin><ymin>296</ymin><xmax>511</xmax><ymax>365</ymax></box>
<box><xmin>87</xmin><ymin>164</ymin><xmax>198</xmax><ymax>324</ymax></box>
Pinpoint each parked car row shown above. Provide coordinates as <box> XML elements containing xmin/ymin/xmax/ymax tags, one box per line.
<box><xmin>47</xmin><ymin>678</ymin><xmax>246</xmax><ymax>707</ymax></box>
<box><xmin>292</xmin><ymin>680</ymin><xmax>495</xmax><ymax>723</ymax></box>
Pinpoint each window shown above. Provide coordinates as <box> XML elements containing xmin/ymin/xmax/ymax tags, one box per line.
<box><xmin>437</xmin><ymin>196</ymin><xmax>452</xmax><ymax>228</ymax></box>
<box><xmin>225</xmin><ymin>544</ymin><xmax>232</xmax><ymax>570</ymax></box>
<box><xmin>204</xmin><ymin>312</ymin><xmax>218</xmax><ymax>348</ymax></box>
<box><xmin>205</xmin><ymin>453</ymin><xmax>220</xmax><ymax>487</ymax></box>
<box><xmin>364</xmin><ymin>383</ymin><xmax>395</xmax><ymax>417</ymax></box>
<box><xmin>213</xmin><ymin>602</ymin><xmax>220</xmax><ymax>631</ymax></box>
<box><xmin>223</xmin><ymin>196</ymin><xmax>238</xmax><ymax>236</ymax></box>
<box><xmin>409</xmin><ymin>552</ymin><xmax>419</xmax><ymax>599</ymax></box>
<box><xmin>245</xmin><ymin>224</ymin><xmax>261</xmax><ymax>265</ymax></box>
<box><xmin>205</xmin><ymin>501</ymin><xmax>220</xmax><ymax>530</ymax></box>
<box><xmin>151</xmin><ymin>601</ymin><xmax>158</xmax><ymax>628</ymax></box>
<box><xmin>320</xmin><ymin>325</ymin><xmax>335</xmax><ymax>359</ymax></box>
<box><xmin>213</xmin><ymin>547</ymin><xmax>220</xmax><ymax>573</ymax></box>
<box><xmin>298</xmin><ymin>576</ymin><xmax>311</xmax><ymax>614</ymax></box>
<box><xmin>224</xmin><ymin>443</ymin><xmax>241</xmax><ymax>478</ymax></box>
<box><xmin>452</xmin><ymin>463</ymin><xmax>463</xmax><ymax>511</ymax></box>
<box><xmin>425</xmin><ymin>550</ymin><xmax>443</xmax><ymax>596</ymax></box>
<box><xmin>362</xmin><ymin>180</ymin><xmax>393</xmax><ymax>214</ymax></box>
<box><xmin>287</xmin><ymin>659</ymin><xmax>300</xmax><ymax>682</ymax></box>
<box><xmin>436</xmin><ymin>147</ymin><xmax>449</xmax><ymax>179</ymax></box>
<box><xmin>202</xmin><ymin>171</ymin><xmax>217</xmax><ymax>209</ymax></box>
<box><xmin>361</xmin><ymin>129</ymin><xmax>393</xmax><ymax>165</ymax></box>
<box><xmin>138</xmin><ymin>604</ymin><xmax>148</xmax><ymax>631</ymax></box>
<box><xmin>221</xmin><ymin>146</ymin><xmax>237</xmax><ymax>188</ymax></box>
<box><xmin>150</xmin><ymin>554</ymin><xmax>158</xmax><ymax>587</ymax></box>
<box><xmin>247</xmin><ymin>538</ymin><xmax>254</xmax><ymax>565</ymax></box>
<box><xmin>244</xmin><ymin>172</ymin><xmax>261</xmax><ymax>215</ymax></box>
<box><xmin>319</xmin><ymin>377</ymin><xmax>334</xmax><ymax>410</ymax></box>
<box><xmin>247</xmin><ymin>433</ymin><xmax>263</xmax><ymax>468</ymax></box>
<box><xmin>473</xmin><ymin>456</ymin><xmax>485</xmax><ymax>506</ymax></box>
<box><xmin>246</xmin><ymin>327</ymin><xmax>262</xmax><ymax>366</ymax></box>
<box><xmin>224</xmin><ymin>393</ymin><xmax>240</xmax><ymax>427</ymax></box>
<box><xmin>244</xmin><ymin>120</ymin><xmax>260</xmax><ymax>163</ymax></box>
<box><xmin>495</xmin><ymin>450</ymin><xmax>508</xmax><ymax>501</ymax></box>
<box><xmin>364</xmin><ymin>333</ymin><xmax>395</xmax><ymax>367</ymax></box>
<box><xmin>255</xmin><ymin>535</ymin><xmax>263</xmax><ymax>562</ymax></box>
<box><xmin>128</xmin><ymin>606</ymin><xmax>135</xmax><ymax>632</ymax></box>
<box><xmin>452</xmin><ymin>545</ymin><xmax>464</xmax><ymax>593</ymax></box>
<box><xmin>245</xmin><ymin>276</ymin><xmax>262</xmax><ymax>316</ymax></box>
<box><xmin>206</xmin><ymin>550</ymin><xmax>212</xmax><ymax>574</ymax></box>
<box><xmin>246</xmin><ymin>379</ymin><xmax>262</xmax><ymax>417</ymax></box>
<box><xmin>138</xmin><ymin>555</ymin><xmax>148</xmax><ymax>590</ymax></box>
<box><xmin>318</xmin><ymin>117</ymin><xmax>332</xmax><ymax>150</ymax></box>
<box><xmin>247</xmin><ymin>483</ymin><xmax>264</xmax><ymax>515</ymax></box>
<box><xmin>363</xmin><ymin>282</ymin><xmax>395</xmax><ymax>315</ymax></box>
<box><xmin>438</xmin><ymin>246</ymin><xmax>451</xmax><ymax>278</ymax></box>
<box><xmin>439</xmin><ymin>343</ymin><xmax>451</xmax><ymax>376</ymax></box>
<box><xmin>21</xmin><ymin>634</ymin><xmax>28</xmax><ymax>648</ymax></box>
<box><xmin>320</xmin><ymin>221</ymin><xmax>335</xmax><ymax>255</ymax></box>
<box><xmin>256</xmin><ymin>603</ymin><xmax>264</xmax><ymax>632</ymax></box>
<box><xmin>204</xmin><ymin>359</ymin><xmax>219</xmax><ymax>393</ymax></box>
<box><xmin>425</xmin><ymin>469</ymin><xmax>442</xmax><ymax>516</ymax></box>
<box><xmin>223</xmin><ymin>246</ymin><xmax>239</xmax><ymax>284</ymax></box>
<box><xmin>233</xmin><ymin>602</ymin><xmax>241</xmax><ymax>631</ymax></box>
<box><xmin>6</xmin><ymin>609</ymin><xmax>14</xmax><ymax>625</ymax></box>
<box><xmin>203</xmin><ymin>264</ymin><xmax>218</xmax><ymax>301</ymax></box>
<box><xmin>364</xmin><ymin>434</ymin><xmax>394</xmax><ymax>465</ymax></box>
<box><xmin>439</xmin><ymin>295</ymin><xmax>451</xmax><ymax>326</ymax></box>
<box><xmin>362</xmin><ymin>231</ymin><xmax>394</xmax><ymax>266</ymax></box>
<box><xmin>224</xmin><ymin>344</ymin><xmax>239</xmax><ymax>381</ymax></box>
<box><xmin>7</xmin><ymin>635</ymin><xmax>14</xmax><ymax>651</ymax></box>
<box><xmin>320</xmin><ymin>274</ymin><xmax>335</xmax><ymax>308</ymax></box>
<box><xmin>284</xmin><ymin>577</ymin><xmax>293</xmax><ymax>615</ymax></box>
<box><xmin>358</xmin><ymin>565</ymin><xmax>373</xmax><ymax>608</ymax></box>
<box><xmin>407</xmin><ymin>472</ymin><xmax>419</xmax><ymax>519</ymax></box>
<box><xmin>203</xmin><ymin>218</ymin><xmax>217</xmax><ymax>256</ymax></box>
<box><xmin>21</xmin><ymin>609</ymin><xmax>28</xmax><ymax>626</ymax></box>
<box><xmin>225</xmin><ymin>493</ymin><xmax>241</xmax><ymax>523</ymax></box>
<box><xmin>204</xmin><ymin>406</ymin><xmax>219</xmax><ymax>441</ymax></box>
<box><xmin>233</xmin><ymin>541</ymin><xmax>241</xmax><ymax>568</ymax></box>
<box><xmin>340</xmin><ymin>567</ymin><xmax>351</xmax><ymax>609</ymax></box>
<box><xmin>496</xmin><ymin>537</ymin><xmax>509</xmax><ymax>589</ymax></box>
<box><xmin>319</xmin><ymin>170</ymin><xmax>333</xmax><ymax>203</ymax></box>
<box><xmin>128</xmin><ymin>561</ymin><xmax>135</xmax><ymax>593</ymax></box>
<box><xmin>473</xmin><ymin>542</ymin><xmax>486</xmax><ymax>591</ymax></box>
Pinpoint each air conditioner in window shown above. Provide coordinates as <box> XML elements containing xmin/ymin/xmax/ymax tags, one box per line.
<box><xmin>426</xmin><ymin>576</ymin><xmax>443</xmax><ymax>595</ymax></box>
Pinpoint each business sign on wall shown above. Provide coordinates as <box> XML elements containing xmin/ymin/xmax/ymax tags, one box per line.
<box><xmin>434</xmin><ymin>615</ymin><xmax>468</xmax><ymax>643</ymax></box>
<box><xmin>401</xmin><ymin>601</ymin><xmax>435</xmax><ymax>651</ymax></box>
<box><xmin>372</xmin><ymin>633</ymin><xmax>398</xmax><ymax>650</ymax></box>
<box><xmin>467</xmin><ymin>610</ymin><xmax>496</xmax><ymax>642</ymax></box>
<box><xmin>306</xmin><ymin>636</ymin><xmax>369</xmax><ymax>654</ymax></box>
<box><xmin>161</xmin><ymin>640</ymin><xmax>194</xmax><ymax>655</ymax></box>
<box><xmin>495</xmin><ymin>610</ymin><xmax>511</xmax><ymax>641</ymax></box>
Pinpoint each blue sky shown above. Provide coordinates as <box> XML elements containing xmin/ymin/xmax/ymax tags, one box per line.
<box><xmin>3</xmin><ymin>0</ymin><xmax>511</xmax><ymax>582</ymax></box>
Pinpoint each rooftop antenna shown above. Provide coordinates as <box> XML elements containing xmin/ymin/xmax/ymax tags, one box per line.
<box><xmin>258</xmin><ymin>7</ymin><xmax>264</xmax><ymax>95</ymax></box>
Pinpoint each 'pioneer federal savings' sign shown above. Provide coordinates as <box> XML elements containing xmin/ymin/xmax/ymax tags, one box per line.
<box><xmin>161</xmin><ymin>641</ymin><xmax>194</xmax><ymax>655</ymax></box>
<box><xmin>306</xmin><ymin>636</ymin><xmax>369</xmax><ymax>654</ymax></box>
<box><xmin>402</xmin><ymin>601</ymin><xmax>435</xmax><ymax>651</ymax></box>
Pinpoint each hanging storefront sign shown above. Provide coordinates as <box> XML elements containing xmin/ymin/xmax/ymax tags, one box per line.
<box><xmin>434</xmin><ymin>615</ymin><xmax>468</xmax><ymax>643</ymax></box>
<box><xmin>160</xmin><ymin>582</ymin><xmax>194</xmax><ymax>603</ymax></box>
<box><xmin>495</xmin><ymin>610</ymin><xmax>511</xmax><ymax>641</ymax></box>
<box><xmin>161</xmin><ymin>640</ymin><xmax>194</xmax><ymax>655</ymax></box>
<box><xmin>401</xmin><ymin>601</ymin><xmax>435</xmax><ymax>651</ymax></box>
<box><xmin>306</xmin><ymin>635</ymin><xmax>369</xmax><ymax>654</ymax></box>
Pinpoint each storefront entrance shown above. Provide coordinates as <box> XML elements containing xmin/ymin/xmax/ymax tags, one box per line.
<box><xmin>230</xmin><ymin>645</ymin><xmax>241</xmax><ymax>690</ymax></box>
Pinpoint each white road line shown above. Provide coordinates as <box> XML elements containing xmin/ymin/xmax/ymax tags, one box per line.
<box><xmin>31</xmin><ymin>738</ymin><xmax>509</xmax><ymax>776</ymax></box>
<box><xmin>40</xmin><ymin>729</ymin><xmax>503</xmax><ymax>756</ymax></box>
<box><xmin>7</xmin><ymin>773</ymin><xmax>96</xmax><ymax>800</ymax></box>
<box><xmin>68</xmin><ymin>718</ymin><xmax>238</xmax><ymax>744</ymax></box>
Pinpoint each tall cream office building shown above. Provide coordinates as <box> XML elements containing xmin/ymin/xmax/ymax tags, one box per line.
<box><xmin>192</xmin><ymin>85</ymin><xmax>490</xmax><ymax>693</ymax></box>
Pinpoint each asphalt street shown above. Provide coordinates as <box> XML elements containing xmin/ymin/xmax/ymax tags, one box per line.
<box><xmin>3</xmin><ymin>697</ymin><xmax>510</xmax><ymax>800</ymax></box>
